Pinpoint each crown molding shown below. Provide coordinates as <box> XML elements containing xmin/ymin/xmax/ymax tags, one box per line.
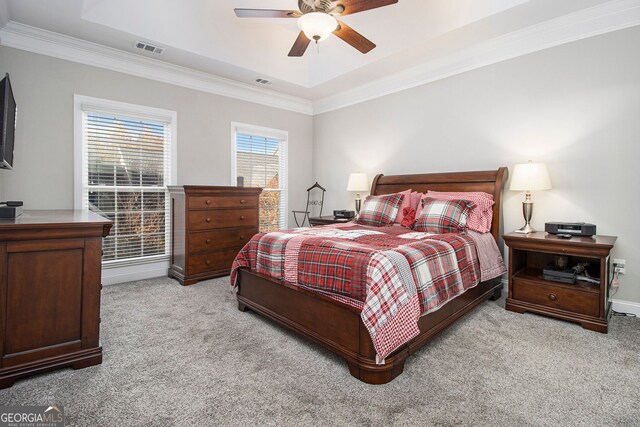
<box><xmin>313</xmin><ymin>0</ymin><xmax>640</xmax><ymax>115</ymax></box>
<box><xmin>0</xmin><ymin>21</ymin><xmax>314</xmax><ymax>116</ymax></box>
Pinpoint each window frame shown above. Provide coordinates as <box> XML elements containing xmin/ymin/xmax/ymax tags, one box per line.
<box><xmin>74</xmin><ymin>95</ymin><xmax>178</xmax><ymax>268</ymax></box>
<box><xmin>230</xmin><ymin>122</ymin><xmax>288</xmax><ymax>230</ymax></box>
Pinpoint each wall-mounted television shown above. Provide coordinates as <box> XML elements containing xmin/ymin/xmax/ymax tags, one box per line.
<box><xmin>0</xmin><ymin>73</ymin><xmax>17</xmax><ymax>169</ymax></box>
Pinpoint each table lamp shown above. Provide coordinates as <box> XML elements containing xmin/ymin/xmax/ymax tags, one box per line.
<box><xmin>510</xmin><ymin>161</ymin><xmax>552</xmax><ymax>233</ymax></box>
<box><xmin>347</xmin><ymin>173</ymin><xmax>368</xmax><ymax>213</ymax></box>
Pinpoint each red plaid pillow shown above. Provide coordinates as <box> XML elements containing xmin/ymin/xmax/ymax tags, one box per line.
<box><xmin>426</xmin><ymin>191</ymin><xmax>494</xmax><ymax>233</ymax></box>
<box><xmin>355</xmin><ymin>193</ymin><xmax>404</xmax><ymax>226</ymax></box>
<box><xmin>414</xmin><ymin>197</ymin><xmax>476</xmax><ymax>233</ymax></box>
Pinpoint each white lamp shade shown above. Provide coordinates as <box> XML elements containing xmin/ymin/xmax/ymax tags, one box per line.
<box><xmin>297</xmin><ymin>12</ymin><xmax>337</xmax><ymax>42</ymax></box>
<box><xmin>510</xmin><ymin>162</ymin><xmax>552</xmax><ymax>191</ymax></box>
<box><xmin>347</xmin><ymin>173</ymin><xmax>369</xmax><ymax>192</ymax></box>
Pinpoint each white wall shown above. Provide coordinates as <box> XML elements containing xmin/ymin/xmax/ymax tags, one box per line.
<box><xmin>313</xmin><ymin>26</ymin><xmax>640</xmax><ymax>303</ymax></box>
<box><xmin>0</xmin><ymin>46</ymin><xmax>313</xmax><ymax>228</ymax></box>
<box><xmin>0</xmin><ymin>2</ymin><xmax>8</xmax><ymax>28</ymax></box>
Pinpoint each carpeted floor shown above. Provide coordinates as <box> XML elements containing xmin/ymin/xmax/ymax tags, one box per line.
<box><xmin>0</xmin><ymin>276</ymin><xmax>638</xmax><ymax>426</ymax></box>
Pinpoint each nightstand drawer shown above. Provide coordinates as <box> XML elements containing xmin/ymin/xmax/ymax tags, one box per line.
<box><xmin>512</xmin><ymin>277</ymin><xmax>599</xmax><ymax>317</ymax></box>
<box><xmin>308</xmin><ymin>216</ymin><xmax>353</xmax><ymax>226</ymax></box>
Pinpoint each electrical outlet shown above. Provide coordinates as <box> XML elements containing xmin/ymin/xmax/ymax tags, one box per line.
<box><xmin>615</xmin><ymin>267</ymin><xmax>626</xmax><ymax>275</ymax></box>
<box><xmin>613</xmin><ymin>259</ymin><xmax>626</xmax><ymax>267</ymax></box>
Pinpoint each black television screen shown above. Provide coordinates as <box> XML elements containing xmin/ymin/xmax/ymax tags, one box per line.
<box><xmin>0</xmin><ymin>73</ymin><xmax>16</xmax><ymax>169</ymax></box>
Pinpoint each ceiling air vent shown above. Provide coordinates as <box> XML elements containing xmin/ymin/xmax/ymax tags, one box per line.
<box><xmin>135</xmin><ymin>41</ymin><xmax>165</xmax><ymax>55</ymax></box>
<box><xmin>255</xmin><ymin>78</ymin><xmax>272</xmax><ymax>86</ymax></box>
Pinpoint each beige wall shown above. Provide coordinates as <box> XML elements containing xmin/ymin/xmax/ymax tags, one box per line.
<box><xmin>313</xmin><ymin>26</ymin><xmax>640</xmax><ymax>303</ymax></box>
<box><xmin>0</xmin><ymin>46</ymin><xmax>313</xmax><ymax>227</ymax></box>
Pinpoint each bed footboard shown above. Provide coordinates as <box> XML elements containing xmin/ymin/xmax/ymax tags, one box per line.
<box><xmin>237</xmin><ymin>268</ymin><xmax>502</xmax><ymax>384</ymax></box>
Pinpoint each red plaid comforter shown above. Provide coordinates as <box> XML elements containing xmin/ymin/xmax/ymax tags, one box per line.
<box><xmin>231</xmin><ymin>223</ymin><xmax>486</xmax><ymax>362</ymax></box>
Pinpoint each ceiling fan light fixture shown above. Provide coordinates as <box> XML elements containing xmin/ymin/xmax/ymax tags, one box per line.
<box><xmin>297</xmin><ymin>12</ymin><xmax>338</xmax><ymax>43</ymax></box>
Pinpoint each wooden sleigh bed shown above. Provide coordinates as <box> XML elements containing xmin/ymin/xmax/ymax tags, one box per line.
<box><xmin>236</xmin><ymin>167</ymin><xmax>508</xmax><ymax>384</ymax></box>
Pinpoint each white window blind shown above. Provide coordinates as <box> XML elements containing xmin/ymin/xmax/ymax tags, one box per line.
<box><xmin>80</xmin><ymin>108</ymin><xmax>172</xmax><ymax>264</ymax></box>
<box><xmin>233</xmin><ymin>128</ymin><xmax>287</xmax><ymax>232</ymax></box>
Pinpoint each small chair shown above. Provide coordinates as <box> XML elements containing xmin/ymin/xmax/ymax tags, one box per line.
<box><xmin>292</xmin><ymin>182</ymin><xmax>326</xmax><ymax>227</ymax></box>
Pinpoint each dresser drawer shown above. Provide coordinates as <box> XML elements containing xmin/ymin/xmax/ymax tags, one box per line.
<box><xmin>188</xmin><ymin>209</ymin><xmax>258</xmax><ymax>230</ymax></box>
<box><xmin>187</xmin><ymin>249</ymin><xmax>241</xmax><ymax>275</ymax></box>
<box><xmin>512</xmin><ymin>277</ymin><xmax>599</xmax><ymax>317</ymax></box>
<box><xmin>189</xmin><ymin>228</ymin><xmax>257</xmax><ymax>253</ymax></box>
<box><xmin>188</xmin><ymin>196</ymin><xmax>258</xmax><ymax>210</ymax></box>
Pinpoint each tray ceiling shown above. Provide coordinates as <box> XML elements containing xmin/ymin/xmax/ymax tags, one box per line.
<box><xmin>1</xmin><ymin>0</ymin><xmax>634</xmax><ymax>104</ymax></box>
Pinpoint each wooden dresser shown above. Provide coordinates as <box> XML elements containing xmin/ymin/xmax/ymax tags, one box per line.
<box><xmin>168</xmin><ymin>186</ymin><xmax>262</xmax><ymax>286</ymax></box>
<box><xmin>0</xmin><ymin>210</ymin><xmax>111</xmax><ymax>389</ymax></box>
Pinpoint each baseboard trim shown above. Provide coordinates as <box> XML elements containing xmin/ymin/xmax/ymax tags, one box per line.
<box><xmin>611</xmin><ymin>299</ymin><xmax>640</xmax><ymax>317</ymax></box>
<box><xmin>102</xmin><ymin>260</ymin><xmax>169</xmax><ymax>285</ymax></box>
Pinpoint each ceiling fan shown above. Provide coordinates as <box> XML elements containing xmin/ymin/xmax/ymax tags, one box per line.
<box><xmin>234</xmin><ymin>0</ymin><xmax>398</xmax><ymax>57</ymax></box>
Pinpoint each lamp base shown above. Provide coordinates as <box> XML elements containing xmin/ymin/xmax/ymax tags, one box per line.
<box><xmin>514</xmin><ymin>198</ymin><xmax>535</xmax><ymax>234</ymax></box>
<box><xmin>514</xmin><ymin>223</ymin><xmax>536</xmax><ymax>234</ymax></box>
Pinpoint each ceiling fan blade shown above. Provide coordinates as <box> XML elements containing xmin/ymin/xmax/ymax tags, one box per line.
<box><xmin>333</xmin><ymin>21</ymin><xmax>375</xmax><ymax>54</ymax></box>
<box><xmin>234</xmin><ymin>9</ymin><xmax>298</xmax><ymax>18</ymax></box>
<box><xmin>288</xmin><ymin>31</ymin><xmax>311</xmax><ymax>57</ymax></box>
<box><xmin>335</xmin><ymin>0</ymin><xmax>398</xmax><ymax>16</ymax></box>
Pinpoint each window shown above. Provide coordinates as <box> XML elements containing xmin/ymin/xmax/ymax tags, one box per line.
<box><xmin>74</xmin><ymin>96</ymin><xmax>176</xmax><ymax>266</ymax></box>
<box><xmin>231</xmin><ymin>123</ymin><xmax>288</xmax><ymax>232</ymax></box>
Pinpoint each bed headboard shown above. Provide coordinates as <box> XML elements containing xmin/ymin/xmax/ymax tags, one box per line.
<box><xmin>370</xmin><ymin>167</ymin><xmax>508</xmax><ymax>241</ymax></box>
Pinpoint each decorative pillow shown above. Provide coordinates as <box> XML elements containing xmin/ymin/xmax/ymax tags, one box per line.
<box><xmin>410</xmin><ymin>191</ymin><xmax>422</xmax><ymax>209</ymax></box>
<box><xmin>411</xmin><ymin>191</ymin><xmax>424</xmax><ymax>215</ymax></box>
<box><xmin>355</xmin><ymin>193</ymin><xmax>404</xmax><ymax>227</ymax></box>
<box><xmin>425</xmin><ymin>191</ymin><xmax>494</xmax><ymax>233</ymax></box>
<box><xmin>393</xmin><ymin>189</ymin><xmax>413</xmax><ymax>224</ymax></box>
<box><xmin>400</xmin><ymin>207</ymin><xmax>417</xmax><ymax>228</ymax></box>
<box><xmin>414</xmin><ymin>197</ymin><xmax>476</xmax><ymax>233</ymax></box>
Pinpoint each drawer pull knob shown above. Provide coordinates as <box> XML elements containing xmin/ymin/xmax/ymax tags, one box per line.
<box><xmin>205</xmin><ymin>260</ymin><xmax>211</xmax><ymax>265</ymax></box>
<box><xmin>206</xmin><ymin>217</ymin><xmax>212</xmax><ymax>223</ymax></box>
<box><xmin>240</xmin><ymin>216</ymin><xmax>246</xmax><ymax>220</ymax></box>
<box><xmin>205</xmin><ymin>200</ymin><xmax>211</xmax><ymax>205</ymax></box>
<box><xmin>205</xmin><ymin>239</ymin><xmax>211</xmax><ymax>244</ymax></box>
<box><xmin>239</xmin><ymin>236</ymin><xmax>245</xmax><ymax>240</ymax></box>
<box><xmin>548</xmin><ymin>293</ymin><xmax>558</xmax><ymax>301</ymax></box>
<box><xmin>240</xmin><ymin>199</ymin><xmax>246</xmax><ymax>204</ymax></box>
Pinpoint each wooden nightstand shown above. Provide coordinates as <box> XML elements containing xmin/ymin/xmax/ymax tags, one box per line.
<box><xmin>308</xmin><ymin>216</ymin><xmax>353</xmax><ymax>226</ymax></box>
<box><xmin>503</xmin><ymin>231</ymin><xmax>616</xmax><ymax>333</ymax></box>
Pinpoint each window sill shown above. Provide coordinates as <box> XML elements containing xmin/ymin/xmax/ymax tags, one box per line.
<box><xmin>103</xmin><ymin>254</ymin><xmax>170</xmax><ymax>269</ymax></box>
